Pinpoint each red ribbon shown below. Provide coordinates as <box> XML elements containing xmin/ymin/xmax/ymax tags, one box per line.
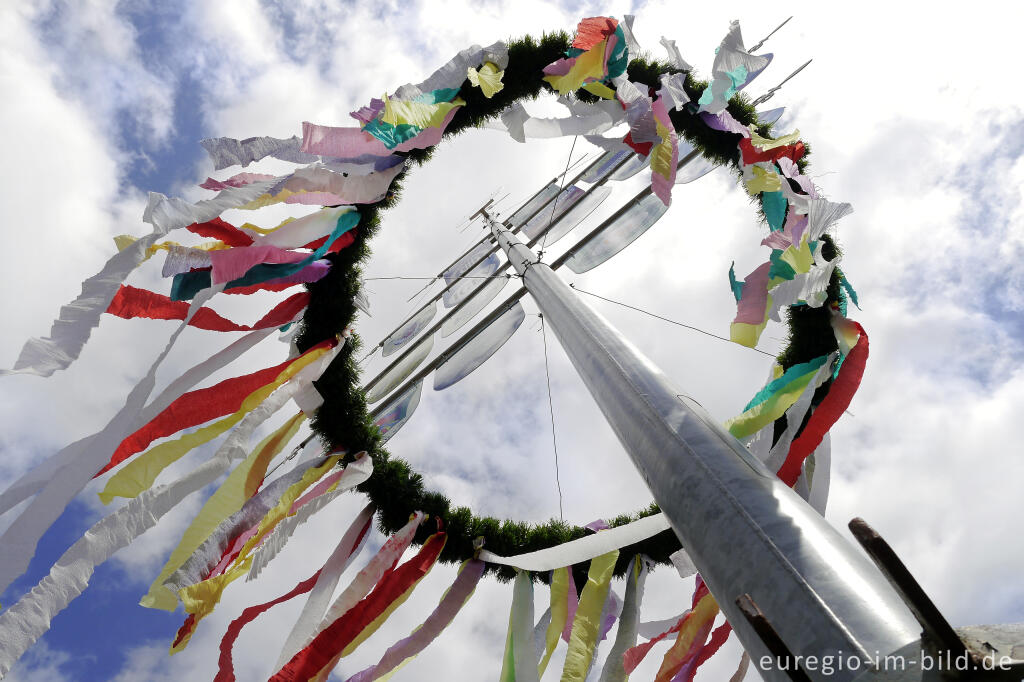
<box><xmin>270</xmin><ymin>532</ymin><xmax>446</xmax><ymax>681</ymax></box>
<box><xmin>777</xmin><ymin>322</ymin><xmax>868</xmax><ymax>486</ymax></box>
<box><xmin>106</xmin><ymin>285</ymin><xmax>308</xmax><ymax>332</ymax></box>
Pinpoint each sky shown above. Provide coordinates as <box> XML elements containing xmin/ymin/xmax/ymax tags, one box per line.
<box><xmin>0</xmin><ymin>1</ymin><xmax>1023</xmax><ymax>680</ymax></box>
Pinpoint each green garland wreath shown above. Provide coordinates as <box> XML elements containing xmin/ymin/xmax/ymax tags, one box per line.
<box><xmin>287</xmin><ymin>30</ymin><xmax>846</xmax><ymax>583</ymax></box>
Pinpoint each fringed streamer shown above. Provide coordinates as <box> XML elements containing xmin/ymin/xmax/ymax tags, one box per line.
<box><xmin>674</xmin><ymin>622</ymin><xmax>732</xmax><ymax>682</ymax></box>
<box><xmin>777</xmin><ymin>323</ymin><xmax>867</xmax><ymax>486</ymax></box>
<box><xmin>106</xmin><ymin>285</ymin><xmax>309</xmax><ymax>332</ymax></box>
<box><xmin>97</xmin><ymin>341</ymin><xmax>337</xmax><ymax>503</ymax></box>
<box><xmin>652</xmin><ymin>580</ymin><xmax>718</xmax><ymax>682</ymax></box>
<box><xmin>170</xmin><ymin>454</ymin><xmax>346</xmax><ymax>653</ymax></box>
<box><xmin>214</xmin><ymin>506</ymin><xmax>375</xmax><ymax>682</ymax></box>
<box><xmin>730</xmin><ymin>653</ymin><xmax>751</xmax><ymax>682</ymax></box>
<box><xmin>560</xmin><ymin>549</ymin><xmax>619</xmax><ymax>681</ymax></box>
<box><xmin>246</xmin><ymin>453</ymin><xmax>374</xmax><ymax>581</ymax></box>
<box><xmin>500</xmin><ymin>570</ymin><xmax>540</xmax><ymax>682</ymax></box>
<box><xmin>270</xmin><ymin>531</ymin><xmax>447</xmax><ymax>681</ymax></box>
<box><xmin>220</xmin><ymin>260</ymin><xmax>333</xmax><ymax>295</ymax></box>
<box><xmin>271</xmin><ymin>503</ymin><xmax>376</xmax><ymax>671</ymax></box>
<box><xmin>139</xmin><ymin>411</ymin><xmax>307</xmax><ymax>610</ymax></box>
<box><xmin>724</xmin><ymin>355</ymin><xmax>829</xmax><ymax>440</ymax></box>
<box><xmin>758</xmin><ymin>358</ymin><xmax>836</xmax><ymax>472</ymax></box>
<box><xmin>347</xmin><ymin>559</ymin><xmax>485</xmax><ymax>682</ymax></box>
<box><xmin>2</xmin><ymin>178</ymin><xmax>276</xmax><ymax>377</ymax></box>
<box><xmin>650</xmin><ymin>96</ymin><xmax>679</xmax><ymax>205</ymax></box>
<box><xmin>200</xmin><ymin>172</ymin><xmax>277</xmax><ymax>191</ymax></box>
<box><xmin>171</xmin><ymin>211</ymin><xmax>359</xmax><ymax>301</ymax></box>
<box><xmin>0</xmin><ymin>286</ymin><xmax>219</xmax><ymax>599</ymax></box>
<box><xmin>273</xmin><ymin>512</ymin><xmax>425</xmax><ymax>669</ymax></box>
<box><xmin>697</xmin><ymin>21</ymin><xmax>770</xmax><ymax>115</ymax></box>
<box><xmin>479</xmin><ymin>513</ymin><xmax>670</xmax><ymax>571</ymax></box>
<box><xmin>622</xmin><ymin>579</ymin><xmax>707</xmax><ymax>674</ymax></box>
<box><xmin>1</xmin><ymin>324</ymin><xmax>286</xmax><ymax>532</ymax></box>
<box><xmin>563</xmin><ymin>569</ymin><xmax>579</xmax><ymax>643</ymax></box>
<box><xmin>200</xmin><ymin>135</ymin><xmax>318</xmax><ymax>171</ymax></box>
<box><xmin>597</xmin><ymin>556</ymin><xmax>649</xmax><ymax>682</ymax></box>
<box><xmin>187</xmin><ymin>217</ymin><xmax>257</xmax><ymax>246</ymax></box>
<box><xmin>538</xmin><ymin>566</ymin><xmax>572</xmax><ymax>676</ymax></box>
<box><xmin>0</xmin><ymin>371</ymin><xmax>303</xmax><ymax>677</ymax></box>
<box><xmin>485</xmin><ymin>99</ymin><xmax>623</xmax><ymax>142</ymax></box>
<box><xmin>245</xmin><ymin>163</ymin><xmax>405</xmax><ymax>210</ymax></box>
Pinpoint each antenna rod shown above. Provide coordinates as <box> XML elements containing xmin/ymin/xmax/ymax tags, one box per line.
<box><xmin>484</xmin><ymin>216</ymin><xmax>927</xmax><ymax>682</ymax></box>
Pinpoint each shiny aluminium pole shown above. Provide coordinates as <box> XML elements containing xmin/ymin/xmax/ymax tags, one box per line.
<box><xmin>485</xmin><ymin>216</ymin><xmax>928</xmax><ymax>682</ymax></box>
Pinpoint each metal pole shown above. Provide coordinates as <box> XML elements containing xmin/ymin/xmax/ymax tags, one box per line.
<box><xmin>486</xmin><ymin>217</ymin><xmax>927</xmax><ymax>681</ymax></box>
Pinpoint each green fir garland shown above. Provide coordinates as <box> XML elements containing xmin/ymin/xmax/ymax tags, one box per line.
<box><xmin>289</xmin><ymin>29</ymin><xmax>847</xmax><ymax>582</ymax></box>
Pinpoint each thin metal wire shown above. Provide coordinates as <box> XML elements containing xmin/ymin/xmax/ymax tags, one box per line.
<box><xmin>569</xmin><ymin>283</ymin><xmax>777</xmax><ymax>357</ymax></box>
<box><xmin>539</xmin><ymin>314</ymin><xmax>564</xmax><ymax>522</ymax></box>
<box><xmin>537</xmin><ymin>135</ymin><xmax>580</xmax><ymax>261</ymax></box>
<box><xmin>264</xmin><ymin>433</ymin><xmax>315</xmax><ymax>479</ymax></box>
<box><xmin>366</xmin><ymin>275</ymin><xmax>512</xmax><ymax>281</ymax></box>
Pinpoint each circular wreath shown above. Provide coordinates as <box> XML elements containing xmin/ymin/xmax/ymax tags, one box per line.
<box><xmin>287</xmin><ymin>26</ymin><xmax>848</xmax><ymax>583</ymax></box>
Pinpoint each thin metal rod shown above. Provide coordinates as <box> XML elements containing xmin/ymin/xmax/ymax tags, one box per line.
<box><xmin>365</xmin><ymin>148</ymin><xmax>690</xmax><ymax>410</ymax></box>
<box><xmin>362</xmin><ymin>151</ymin><xmax>625</xmax><ymax>397</ymax></box>
<box><xmin>752</xmin><ymin>59</ymin><xmax>813</xmax><ymax>106</ymax></box>
<box><xmin>362</xmin><ymin>153</ymin><xmax>600</xmax><ymax>362</ymax></box>
<box><xmin>749</xmin><ymin>16</ymin><xmax>793</xmax><ymax>53</ymax></box>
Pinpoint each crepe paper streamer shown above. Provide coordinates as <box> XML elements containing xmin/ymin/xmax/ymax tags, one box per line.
<box><xmin>638</xmin><ymin>612</ymin><xmax>687</xmax><ymax>641</ymax></box>
<box><xmin>731</xmin><ymin>261</ymin><xmax>771</xmax><ymax>325</ymax></box>
<box><xmin>201</xmin><ymin>135</ymin><xmax>319</xmax><ymax>170</ymax></box>
<box><xmin>186</xmin><ymin>217</ymin><xmax>256</xmax><ymax>246</ymax></box>
<box><xmin>97</xmin><ymin>340</ymin><xmax>336</xmax><ymax>501</ymax></box>
<box><xmin>777</xmin><ymin>156</ymin><xmax>818</xmax><ymax>198</ymax></box>
<box><xmin>659</xmin><ymin>35</ymin><xmax>692</xmax><ymax>72</ymax></box>
<box><xmin>347</xmin><ymin>559</ymin><xmax>485</xmax><ymax>682</ymax></box>
<box><xmin>172</xmin><ymin>210</ymin><xmax>360</xmax><ymax>300</ymax></box>
<box><xmin>0</xmin><ymin>371</ymin><xmax>304</xmax><ymax>677</ymax></box>
<box><xmin>743</xmin><ymin>164</ymin><xmax>783</xmax><ymax>194</ymax></box>
<box><xmin>261</xmin><ymin>504</ymin><xmax>376</xmax><ymax>671</ymax></box>
<box><xmin>247</xmin><ymin>453</ymin><xmax>374</xmax><ymax>581</ymax></box>
<box><xmin>363</xmin><ymin>101</ymin><xmax>463</xmax><ymax>151</ymax></box>
<box><xmin>402</xmin><ymin>40</ymin><xmax>508</xmax><ymax>97</ymax></box>
<box><xmin>777</xmin><ymin>323</ymin><xmax>867</xmax><ymax>486</ymax></box>
<box><xmin>730</xmin><ymin>653</ymin><xmax>751</xmax><ymax>682</ymax></box>
<box><xmin>261</xmin><ymin>162</ymin><xmax>405</xmax><ymax>207</ymax></box>
<box><xmin>760</xmin><ymin>191</ymin><xmax>788</xmax><ymax>232</ymax></box>
<box><xmin>617</xmin><ymin>79</ymin><xmax>659</xmax><ymax>146</ymax></box>
<box><xmin>0</xmin><ymin>285</ymin><xmax>218</xmax><ymax>600</ymax></box>
<box><xmin>750</xmin><ymin>128</ymin><xmax>802</xmax><ymax>151</ymax></box>
<box><xmin>200</xmin><ymin>172</ymin><xmax>277</xmax><ymax>191</ymax></box>
<box><xmin>650</xmin><ymin>96</ymin><xmax>679</xmax><ymax>205</ymax></box>
<box><xmin>289</xmin><ymin>512</ymin><xmax>426</xmax><ymax>665</ymax></box>
<box><xmin>563</xmin><ymin>569</ymin><xmax>579</xmax><ymax>643</ymax></box>
<box><xmin>487</xmin><ymin>99</ymin><xmax>624</xmax><ymax>142</ymax></box>
<box><xmin>140</xmin><ymin>411</ymin><xmax>307</xmax><ymax>610</ymax></box>
<box><xmin>725</xmin><ymin>356</ymin><xmax>828</xmax><ymax>440</ymax></box>
<box><xmin>697</xmin><ymin>21</ymin><xmax>770</xmax><ymax>115</ymax></box>
<box><xmin>106</xmin><ymin>285</ymin><xmax>309</xmax><ymax>332</ymax></box>
<box><xmin>560</xmin><ymin>549</ymin><xmax>618</xmax><ymax>681</ymax></box>
<box><xmin>597</xmin><ymin>556</ymin><xmax>649</xmax><ymax>682</ymax></box>
<box><xmin>740</xmin><ymin>137</ymin><xmax>806</xmax><ymax>166</ymax></box>
<box><xmin>699</xmin><ymin>110</ymin><xmax>751</xmax><ymax>137</ymax></box>
<box><xmin>543</xmin><ymin>18</ymin><xmax>624</xmax><ymax>96</ymax></box>
<box><xmin>766</xmin><ymin>260</ymin><xmax>838</xmax><ymax>322</ymax></box>
<box><xmin>805</xmin><ymin>198</ymin><xmax>854</xmax><ymax>243</ymax></box>
<box><xmin>500</xmin><ymin>570</ymin><xmax>542</xmax><ymax>682</ymax></box>
<box><xmin>652</xmin><ymin>588</ymin><xmax>719</xmax><ymax>682</ymax></box>
<box><xmin>479</xmin><ymin>513</ymin><xmax>670</xmax><ymax>571</ymax></box>
<box><xmin>270</xmin><ymin>531</ymin><xmax>447</xmax><ymax>681</ymax></box>
<box><xmin>0</xmin><ymin>319</ymin><xmax>284</xmax><ymax>524</ymax></box>
<box><xmin>658</xmin><ymin>72</ymin><xmax>690</xmax><ymax>112</ymax></box>
<box><xmin>300</xmin><ymin>122</ymin><xmax>398</xmax><ymax>158</ymax></box>
<box><xmin>220</xmin><ymin>260</ymin><xmax>334</xmax><ymax>297</ymax></box>
<box><xmin>673</xmin><ymin>622</ymin><xmax>732</xmax><ymax>682</ymax></box>
<box><xmin>538</xmin><ymin>566</ymin><xmax>572</xmax><ymax>676</ymax></box>
<box><xmin>0</xmin><ymin>181</ymin><xmax>267</xmax><ymax>378</ymax></box>
<box><xmin>215</xmin><ymin>505</ymin><xmax>375</xmax><ymax>682</ymax></box>
<box><xmin>623</xmin><ymin>579</ymin><xmax>710</xmax><ymax>673</ymax></box>
<box><xmin>759</xmin><ymin>357</ymin><xmax>836</xmax><ymax>475</ymax></box>
<box><xmin>169</xmin><ymin>455</ymin><xmax>346</xmax><ymax>653</ymax></box>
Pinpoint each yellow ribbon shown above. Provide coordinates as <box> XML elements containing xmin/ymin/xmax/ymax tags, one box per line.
<box><xmin>98</xmin><ymin>345</ymin><xmax>332</xmax><ymax>504</ymax></box>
